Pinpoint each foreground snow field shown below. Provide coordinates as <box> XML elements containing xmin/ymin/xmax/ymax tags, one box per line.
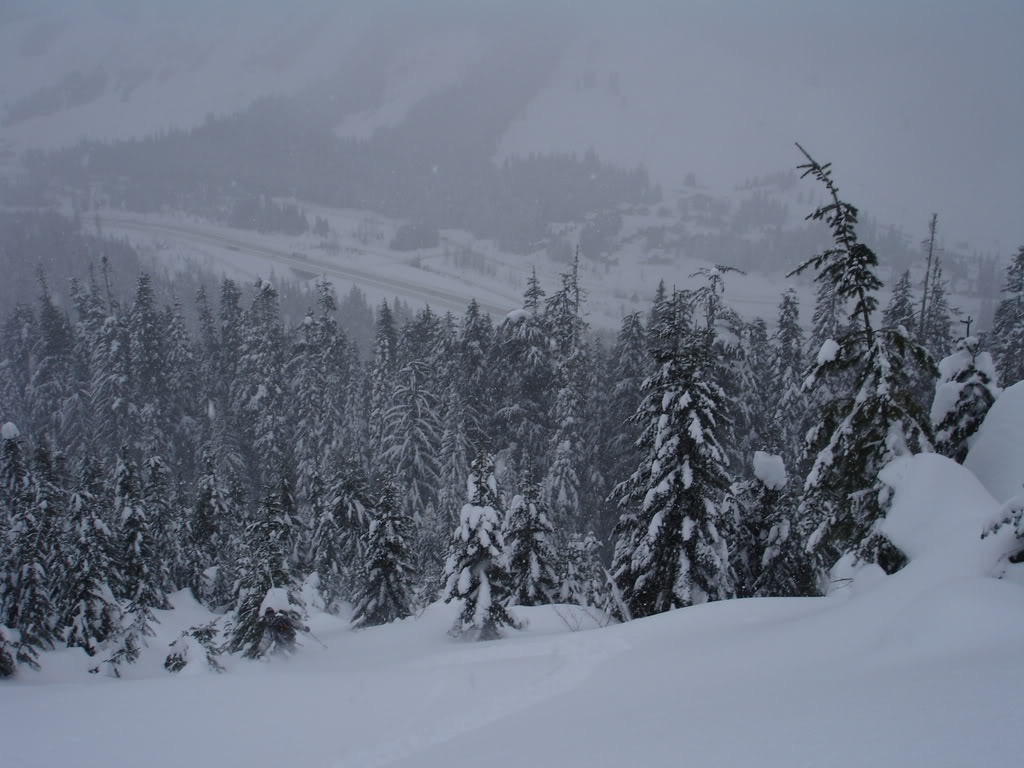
<box><xmin>3</xmin><ymin>450</ymin><xmax>1022</xmax><ymax>768</ymax></box>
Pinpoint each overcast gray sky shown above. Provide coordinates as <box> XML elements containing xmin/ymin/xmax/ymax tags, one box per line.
<box><xmin>2</xmin><ymin>0</ymin><xmax>1021</xmax><ymax>252</ymax></box>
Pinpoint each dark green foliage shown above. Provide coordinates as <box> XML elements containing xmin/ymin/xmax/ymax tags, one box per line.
<box><xmin>115</xmin><ymin>448</ymin><xmax>168</xmax><ymax>612</ymax></box>
<box><xmin>230</xmin><ymin>280</ymin><xmax>289</xmax><ymax>488</ymax></box>
<box><xmin>368</xmin><ymin>301</ymin><xmax>399</xmax><ymax>464</ymax></box>
<box><xmin>789</xmin><ymin>146</ymin><xmax>934</xmax><ymax>577</ymax></box>
<box><xmin>313</xmin><ymin>462</ymin><xmax>370</xmax><ymax>611</ymax></box>
<box><xmin>28</xmin><ymin>277</ymin><xmax>76</xmax><ymax>446</ymax></box>
<box><xmin>109</xmin><ymin>447</ymin><xmax>165</xmax><ymax>671</ymax></box>
<box><xmin>190</xmin><ymin>447</ymin><xmax>231</xmax><ymax>604</ymax></box>
<box><xmin>932</xmin><ymin>337</ymin><xmax>1001</xmax><ymax>463</ymax></box>
<box><xmin>382</xmin><ymin>357</ymin><xmax>441</xmax><ymax>521</ymax></box>
<box><xmin>490</xmin><ymin>281</ymin><xmax>555</xmax><ymax>485</ymax></box>
<box><xmin>559</xmin><ymin>532</ymin><xmax>608</xmax><ymax>609</ymax></box>
<box><xmin>64</xmin><ymin>460</ymin><xmax>120</xmax><ymax>656</ymax></box>
<box><xmin>227</xmin><ymin>477</ymin><xmax>299</xmax><ymax>659</ymax></box>
<box><xmin>504</xmin><ymin>487</ymin><xmax>559</xmax><ymax>607</ymax></box>
<box><xmin>164</xmin><ymin>621</ymin><xmax>224</xmax><ymax>674</ymax></box>
<box><xmin>991</xmin><ymin>245</ymin><xmax>1024</xmax><ymax>386</ymax></box>
<box><xmin>2</xmin><ymin>440</ymin><xmax>66</xmax><ymax>668</ymax></box>
<box><xmin>612</xmin><ymin>291</ymin><xmax>735</xmax><ymax>618</ymax></box>
<box><xmin>592</xmin><ymin>313</ymin><xmax>647</xmax><ymax>551</ymax></box>
<box><xmin>0</xmin><ymin>625</ymin><xmax>16</xmax><ymax>677</ymax></box>
<box><xmin>542</xmin><ymin>256</ymin><xmax>592</xmax><ymax>533</ymax></box>
<box><xmin>769</xmin><ymin>289</ymin><xmax>807</xmax><ymax>473</ymax></box>
<box><xmin>729</xmin><ymin>454</ymin><xmax>818</xmax><ymax>598</ymax></box>
<box><xmin>754</xmin><ymin>497</ymin><xmax>820</xmax><ymax>598</ymax></box>
<box><xmin>351</xmin><ymin>485</ymin><xmax>417</xmax><ymax>628</ymax></box>
<box><xmin>443</xmin><ymin>455</ymin><xmax>519</xmax><ymax>640</ymax></box>
<box><xmin>883</xmin><ymin>270</ymin><xmax>916</xmax><ymax>331</ymax></box>
<box><xmin>129</xmin><ymin>274</ymin><xmax>173</xmax><ymax>457</ymax></box>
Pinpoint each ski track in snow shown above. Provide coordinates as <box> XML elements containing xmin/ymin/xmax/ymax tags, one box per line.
<box><xmin>333</xmin><ymin>631</ymin><xmax>631</xmax><ymax>768</ymax></box>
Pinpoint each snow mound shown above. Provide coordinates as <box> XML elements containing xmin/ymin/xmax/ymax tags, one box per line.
<box><xmin>879</xmin><ymin>453</ymin><xmax>1005</xmax><ymax>568</ymax></box>
<box><xmin>752</xmin><ymin>451</ymin><xmax>787</xmax><ymax>490</ymax></box>
<box><xmin>1</xmin><ymin>422</ymin><xmax>19</xmax><ymax>440</ymax></box>
<box><xmin>259</xmin><ymin>587</ymin><xmax>299</xmax><ymax>615</ymax></box>
<box><xmin>816</xmin><ymin>338</ymin><xmax>840</xmax><ymax>365</ymax></box>
<box><xmin>965</xmin><ymin>381</ymin><xmax>1024</xmax><ymax>503</ymax></box>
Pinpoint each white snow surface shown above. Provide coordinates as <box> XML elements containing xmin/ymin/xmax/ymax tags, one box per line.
<box><xmin>4</xmin><ymin>453</ymin><xmax>1023</xmax><ymax>767</ymax></box>
<box><xmin>965</xmin><ymin>381</ymin><xmax>1024</xmax><ymax>503</ymax></box>
<box><xmin>816</xmin><ymin>338</ymin><xmax>840</xmax><ymax>365</ymax></box>
<box><xmin>1</xmin><ymin>421</ymin><xmax>19</xmax><ymax>440</ymax></box>
<box><xmin>752</xmin><ymin>450</ymin><xmax>787</xmax><ymax>490</ymax></box>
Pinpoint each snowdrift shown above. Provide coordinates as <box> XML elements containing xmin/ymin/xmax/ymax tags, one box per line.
<box><xmin>965</xmin><ymin>380</ymin><xmax>1024</xmax><ymax>504</ymax></box>
<box><xmin>2</xmin><ymin>455</ymin><xmax>1022</xmax><ymax>767</ymax></box>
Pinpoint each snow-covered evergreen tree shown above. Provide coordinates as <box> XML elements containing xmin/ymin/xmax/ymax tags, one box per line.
<box><xmin>141</xmin><ymin>454</ymin><xmax>177</xmax><ymax>596</ymax></box>
<box><xmin>227</xmin><ymin>476</ymin><xmax>300</xmax><ymax>658</ymax></box>
<box><xmin>918</xmin><ymin>261</ymin><xmax>953</xmax><ymax>361</ymax></box>
<box><xmin>991</xmin><ymin>245</ymin><xmax>1024</xmax><ymax>387</ymax></box>
<box><xmin>230</xmin><ymin>280</ymin><xmax>289</xmax><ymax>488</ymax></box>
<box><xmin>983</xmin><ymin>496</ymin><xmax>1024</xmax><ymax>564</ymax></box>
<box><xmin>456</xmin><ymin>299</ymin><xmax>494</xmax><ymax>450</ymax></box>
<box><xmin>207</xmin><ymin>278</ymin><xmax>247</xmax><ymax>481</ymax></box>
<box><xmin>111</xmin><ymin>447</ymin><xmax>166</xmax><ymax>669</ymax></box>
<box><xmin>26</xmin><ymin>277</ymin><xmax>76</xmax><ymax>446</ymax></box>
<box><xmin>368</xmin><ymin>301</ymin><xmax>399</xmax><ymax>464</ymax></box>
<box><xmin>436</xmin><ymin>385</ymin><xmax>474</xmax><ymax>527</ymax></box>
<box><xmin>0</xmin><ymin>435</ymin><xmax>58</xmax><ymax>669</ymax></box>
<box><xmin>289</xmin><ymin>279</ymin><xmax>349</xmax><ymax>512</ymax></box>
<box><xmin>504</xmin><ymin>487</ymin><xmax>559</xmax><ymax>607</ymax></box>
<box><xmin>543</xmin><ymin>257</ymin><xmax>591</xmax><ymax>532</ymax></box>
<box><xmin>63</xmin><ymin>459</ymin><xmax>121</xmax><ymax>656</ymax></box>
<box><xmin>351</xmin><ymin>484</ymin><xmax>416</xmax><ymax>628</ymax></box>
<box><xmin>312</xmin><ymin>462</ymin><xmax>371</xmax><ymax>611</ymax></box>
<box><xmin>381</xmin><ymin>357</ymin><xmax>441</xmax><ymax>523</ymax></box>
<box><xmin>769</xmin><ymin>289</ymin><xmax>807</xmax><ymax>472</ymax></box>
<box><xmin>752</xmin><ymin>473</ymin><xmax>817</xmax><ymax>598</ymax></box>
<box><xmin>807</xmin><ymin>278</ymin><xmax>845</xmax><ymax>366</ymax></box>
<box><xmin>164</xmin><ymin>621</ymin><xmax>224</xmax><ymax>674</ymax></box>
<box><xmin>559</xmin><ymin>531</ymin><xmax>608</xmax><ymax>609</ymax></box>
<box><xmin>89</xmin><ymin>310</ymin><xmax>132</xmax><ymax>467</ymax></box>
<box><xmin>611</xmin><ymin>291</ymin><xmax>735</xmax><ymax>618</ymax></box>
<box><xmin>931</xmin><ymin>336</ymin><xmax>1001</xmax><ymax>463</ymax></box>
<box><xmin>789</xmin><ymin>145</ymin><xmax>935</xmax><ymax>579</ymax></box>
<box><xmin>729</xmin><ymin>451</ymin><xmax>815</xmax><ymax>598</ymax></box>
<box><xmin>916</xmin><ymin>214</ymin><xmax>954</xmax><ymax>361</ymax></box>
<box><xmin>593</xmin><ymin>313</ymin><xmax>647</xmax><ymax>549</ymax></box>
<box><xmin>883</xmin><ymin>270</ymin><xmax>916</xmax><ymax>331</ymax></box>
<box><xmin>490</xmin><ymin>284</ymin><xmax>554</xmax><ymax>486</ymax></box>
<box><xmin>0</xmin><ymin>303</ymin><xmax>36</xmax><ymax>429</ymax></box>
<box><xmin>0</xmin><ymin>624</ymin><xmax>15</xmax><ymax>677</ymax></box>
<box><xmin>161</xmin><ymin>299</ymin><xmax>200</xmax><ymax>475</ymax></box>
<box><xmin>128</xmin><ymin>274</ymin><xmax>172</xmax><ymax>458</ymax></box>
<box><xmin>443</xmin><ymin>454</ymin><xmax>518</xmax><ymax>639</ymax></box>
<box><xmin>733</xmin><ymin>317</ymin><xmax>775</xmax><ymax>460</ymax></box>
<box><xmin>190</xmin><ymin>447</ymin><xmax>231</xmax><ymax>604</ymax></box>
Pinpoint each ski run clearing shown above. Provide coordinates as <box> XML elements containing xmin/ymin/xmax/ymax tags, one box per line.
<box><xmin>3</xmin><ymin>442</ymin><xmax>1023</xmax><ymax>768</ymax></box>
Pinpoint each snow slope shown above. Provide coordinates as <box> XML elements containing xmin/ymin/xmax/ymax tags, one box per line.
<box><xmin>3</xmin><ymin>450</ymin><xmax>1022</xmax><ymax>768</ymax></box>
<box><xmin>965</xmin><ymin>381</ymin><xmax>1024</xmax><ymax>504</ymax></box>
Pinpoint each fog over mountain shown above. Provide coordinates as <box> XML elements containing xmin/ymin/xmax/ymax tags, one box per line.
<box><xmin>3</xmin><ymin>6</ymin><xmax>1024</xmax><ymax>764</ymax></box>
<box><xmin>1</xmin><ymin>0</ymin><xmax>1021</xmax><ymax>251</ymax></box>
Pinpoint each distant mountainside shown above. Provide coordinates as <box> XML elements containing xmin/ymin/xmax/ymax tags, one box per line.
<box><xmin>1</xmin><ymin>1</ymin><xmax>1020</xmax><ymax>253</ymax></box>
